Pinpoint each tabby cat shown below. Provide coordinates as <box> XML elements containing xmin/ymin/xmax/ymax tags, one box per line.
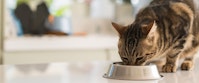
<box><xmin>112</xmin><ymin>0</ymin><xmax>199</xmax><ymax>73</ymax></box>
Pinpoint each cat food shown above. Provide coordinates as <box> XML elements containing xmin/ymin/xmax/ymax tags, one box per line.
<box><xmin>103</xmin><ymin>62</ymin><xmax>163</xmax><ymax>80</ymax></box>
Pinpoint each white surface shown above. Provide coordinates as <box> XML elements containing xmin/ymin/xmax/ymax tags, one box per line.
<box><xmin>3</xmin><ymin>49</ymin><xmax>121</xmax><ymax>64</ymax></box>
<box><xmin>3</xmin><ymin>50</ymin><xmax>110</xmax><ymax>64</ymax></box>
<box><xmin>4</xmin><ymin>35</ymin><xmax>118</xmax><ymax>52</ymax></box>
<box><xmin>1</xmin><ymin>58</ymin><xmax>199</xmax><ymax>83</ymax></box>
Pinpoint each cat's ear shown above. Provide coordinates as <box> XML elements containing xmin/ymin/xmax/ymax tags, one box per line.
<box><xmin>112</xmin><ymin>22</ymin><xmax>126</xmax><ymax>35</ymax></box>
<box><xmin>141</xmin><ymin>21</ymin><xmax>157</xmax><ymax>37</ymax></box>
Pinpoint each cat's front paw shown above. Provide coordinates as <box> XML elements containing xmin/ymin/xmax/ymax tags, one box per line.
<box><xmin>162</xmin><ymin>64</ymin><xmax>177</xmax><ymax>73</ymax></box>
<box><xmin>181</xmin><ymin>61</ymin><xmax>193</xmax><ymax>70</ymax></box>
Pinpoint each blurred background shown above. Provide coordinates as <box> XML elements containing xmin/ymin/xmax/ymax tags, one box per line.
<box><xmin>0</xmin><ymin>0</ymin><xmax>152</xmax><ymax>65</ymax></box>
<box><xmin>1</xmin><ymin>1</ymin><xmax>199</xmax><ymax>83</ymax></box>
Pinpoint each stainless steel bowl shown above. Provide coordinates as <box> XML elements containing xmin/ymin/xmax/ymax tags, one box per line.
<box><xmin>103</xmin><ymin>62</ymin><xmax>163</xmax><ymax>80</ymax></box>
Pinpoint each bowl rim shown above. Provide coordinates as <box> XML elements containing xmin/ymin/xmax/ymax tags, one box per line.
<box><xmin>103</xmin><ymin>74</ymin><xmax>164</xmax><ymax>81</ymax></box>
<box><xmin>112</xmin><ymin>62</ymin><xmax>156</xmax><ymax>67</ymax></box>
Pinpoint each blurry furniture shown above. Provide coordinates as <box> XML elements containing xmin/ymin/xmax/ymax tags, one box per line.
<box><xmin>2</xmin><ymin>0</ymin><xmax>136</xmax><ymax>65</ymax></box>
<box><xmin>4</xmin><ymin>35</ymin><xmax>121</xmax><ymax>64</ymax></box>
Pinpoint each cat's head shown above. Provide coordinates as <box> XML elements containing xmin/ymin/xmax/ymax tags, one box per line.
<box><xmin>112</xmin><ymin>20</ymin><xmax>159</xmax><ymax>65</ymax></box>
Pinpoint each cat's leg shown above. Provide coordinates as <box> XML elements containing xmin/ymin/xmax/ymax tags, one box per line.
<box><xmin>162</xmin><ymin>50</ymin><xmax>181</xmax><ymax>73</ymax></box>
<box><xmin>162</xmin><ymin>38</ymin><xmax>186</xmax><ymax>73</ymax></box>
<box><xmin>162</xmin><ymin>34</ymin><xmax>196</xmax><ymax>72</ymax></box>
<box><xmin>180</xmin><ymin>43</ymin><xmax>199</xmax><ymax>70</ymax></box>
<box><xmin>181</xmin><ymin>57</ymin><xmax>194</xmax><ymax>70</ymax></box>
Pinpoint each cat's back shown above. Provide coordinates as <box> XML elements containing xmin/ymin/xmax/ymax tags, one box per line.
<box><xmin>150</xmin><ymin>0</ymin><xmax>195</xmax><ymax>11</ymax></box>
<box><xmin>137</xmin><ymin>0</ymin><xmax>194</xmax><ymax>20</ymax></box>
<box><xmin>135</xmin><ymin>0</ymin><xmax>195</xmax><ymax>40</ymax></box>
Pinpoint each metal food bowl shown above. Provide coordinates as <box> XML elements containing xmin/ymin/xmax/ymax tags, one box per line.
<box><xmin>103</xmin><ymin>62</ymin><xmax>163</xmax><ymax>81</ymax></box>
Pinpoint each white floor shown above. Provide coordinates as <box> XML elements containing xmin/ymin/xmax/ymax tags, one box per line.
<box><xmin>0</xmin><ymin>58</ymin><xmax>199</xmax><ymax>83</ymax></box>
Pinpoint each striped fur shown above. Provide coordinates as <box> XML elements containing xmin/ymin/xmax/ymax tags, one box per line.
<box><xmin>112</xmin><ymin>0</ymin><xmax>199</xmax><ymax>72</ymax></box>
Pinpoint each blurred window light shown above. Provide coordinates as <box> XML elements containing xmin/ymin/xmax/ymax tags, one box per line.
<box><xmin>131</xmin><ymin>0</ymin><xmax>139</xmax><ymax>5</ymax></box>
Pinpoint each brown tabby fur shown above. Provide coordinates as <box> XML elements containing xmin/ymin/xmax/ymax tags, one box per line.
<box><xmin>112</xmin><ymin>0</ymin><xmax>199</xmax><ymax>73</ymax></box>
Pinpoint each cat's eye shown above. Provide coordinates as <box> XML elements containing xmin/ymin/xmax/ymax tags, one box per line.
<box><xmin>121</xmin><ymin>57</ymin><xmax>128</xmax><ymax>62</ymax></box>
<box><xmin>137</xmin><ymin>57</ymin><xmax>143</xmax><ymax>61</ymax></box>
<box><xmin>122</xmin><ymin>57</ymin><xmax>128</xmax><ymax>60</ymax></box>
<box><xmin>145</xmin><ymin>53</ymin><xmax>154</xmax><ymax>56</ymax></box>
<box><xmin>146</xmin><ymin>53</ymin><xmax>150</xmax><ymax>56</ymax></box>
